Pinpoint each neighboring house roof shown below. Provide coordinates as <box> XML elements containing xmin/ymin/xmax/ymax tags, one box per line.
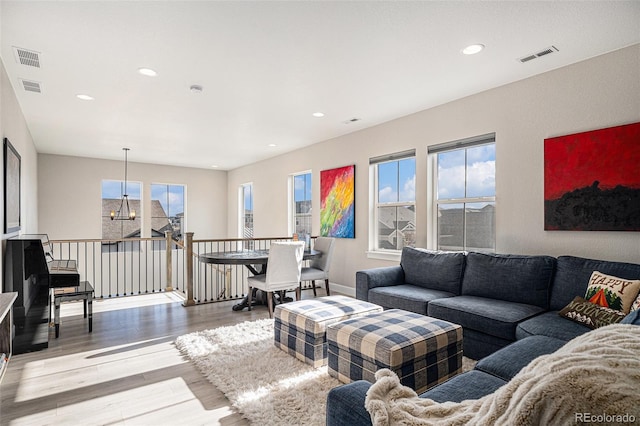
<box><xmin>377</xmin><ymin>205</ymin><xmax>415</xmax><ymax>230</ymax></box>
<box><xmin>102</xmin><ymin>199</ymin><xmax>172</xmax><ymax>240</ymax></box>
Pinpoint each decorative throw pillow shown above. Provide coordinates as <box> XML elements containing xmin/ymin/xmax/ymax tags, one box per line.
<box><xmin>584</xmin><ymin>271</ymin><xmax>640</xmax><ymax>314</ymax></box>
<box><xmin>559</xmin><ymin>296</ymin><xmax>626</xmax><ymax>329</ymax></box>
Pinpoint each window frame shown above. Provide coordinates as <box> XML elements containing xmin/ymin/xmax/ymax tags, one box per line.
<box><xmin>150</xmin><ymin>182</ymin><xmax>186</xmax><ymax>240</ymax></box>
<box><xmin>428</xmin><ymin>134</ymin><xmax>496</xmax><ymax>252</ymax></box>
<box><xmin>368</xmin><ymin>149</ymin><xmax>416</xmax><ymax>260</ymax></box>
<box><xmin>238</xmin><ymin>182</ymin><xmax>254</xmax><ymax>239</ymax></box>
<box><xmin>289</xmin><ymin>170</ymin><xmax>312</xmax><ymax>237</ymax></box>
<box><xmin>101</xmin><ymin>179</ymin><xmax>142</xmax><ymax>241</ymax></box>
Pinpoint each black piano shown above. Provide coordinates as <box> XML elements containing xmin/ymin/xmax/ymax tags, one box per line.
<box><xmin>4</xmin><ymin>234</ymin><xmax>79</xmax><ymax>354</ymax></box>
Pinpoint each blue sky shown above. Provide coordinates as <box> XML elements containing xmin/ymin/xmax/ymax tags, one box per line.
<box><xmin>102</xmin><ymin>181</ymin><xmax>185</xmax><ymax>216</ymax></box>
<box><xmin>102</xmin><ymin>180</ymin><xmax>141</xmax><ymax>199</ymax></box>
<box><xmin>294</xmin><ymin>173</ymin><xmax>312</xmax><ymax>202</ymax></box>
<box><xmin>152</xmin><ymin>184</ymin><xmax>184</xmax><ymax>216</ymax></box>
<box><xmin>438</xmin><ymin>145</ymin><xmax>495</xmax><ymax>200</ymax></box>
<box><xmin>243</xmin><ymin>184</ymin><xmax>253</xmax><ymax>210</ymax></box>
<box><xmin>378</xmin><ymin>158</ymin><xmax>416</xmax><ymax>203</ymax></box>
<box><xmin>374</xmin><ymin>145</ymin><xmax>495</xmax><ymax>204</ymax></box>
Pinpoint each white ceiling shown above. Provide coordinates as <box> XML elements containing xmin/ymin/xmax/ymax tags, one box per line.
<box><xmin>2</xmin><ymin>1</ymin><xmax>639</xmax><ymax>170</ymax></box>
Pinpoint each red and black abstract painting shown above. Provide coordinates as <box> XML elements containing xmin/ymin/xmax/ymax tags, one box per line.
<box><xmin>544</xmin><ymin>122</ymin><xmax>640</xmax><ymax>231</ymax></box>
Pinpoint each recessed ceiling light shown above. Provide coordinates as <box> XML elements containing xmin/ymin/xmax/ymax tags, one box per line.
<box><xmin>211</xmin><ymin>165</ymin><xmax>219</xmax><ymax>168</ymax></box>
<box><xmin>312</xmin><ymin>112</ymin><xmax>325</xmax><ymax>118</ymax></box>
<box><xmin>76</xmin><ymin>94</ymin><xmax>94</xmax><ymax>101</ymax></box>
<box><xmin>462</xmin><ymin>44</ymin><xmax>485</xmax><ymax>55</ymax></box>
<box><xmin>138</xmin><ymin>67</ymin><xmax>157</xmax><ymax>77</ymax></box>
<box><xmin>268</xmin><ymin>144</ymin><xmax>277</xmax><ymax>147</ymax></box>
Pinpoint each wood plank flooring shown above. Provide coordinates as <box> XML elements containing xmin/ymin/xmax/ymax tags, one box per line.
<box><xmin>0</xmin><ymin>291</ymin><xmax>311</xmax><ymax>425</ymax></box>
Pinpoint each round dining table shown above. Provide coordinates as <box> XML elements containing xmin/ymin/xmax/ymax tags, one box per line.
<box><xmin>199</xmin><ymin>249</ymin><xmax>321</xmax><ymax>311</ymax></box>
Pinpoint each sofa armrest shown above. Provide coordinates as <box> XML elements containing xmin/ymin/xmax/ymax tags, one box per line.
<box><xmin>326</xmin><ymin>381</ymin><xmax>373</xmax><ymax>426</ymax></box>
<box><xmin>356</xmin><ymin>266</ymin><xmax>404</xmax><ymax>301</ymax></box>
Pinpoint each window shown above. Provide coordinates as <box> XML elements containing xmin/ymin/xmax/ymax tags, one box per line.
<box><xmin>101</xmin><ymin>179</ymin><xmax>142</xmax><ymax>240</ymax></box>
<box><xmin>429</xmin><ymin>134</ymin><xmax>495</xmax><ymax>252</ymax></box>
<box><xmin>151</xmin><ymin>184</ymin><xmax>185</xmax><ymax>240</ymax></box>
<box><xmin>370</xmin><ymin>150</ymin><xmax>416</xmax><ymax>252</ymax></box>
<box><xmin>239</xmin><ymin>183</ymin><xmax>254</xmax><ymax>239</ymax></box>
<box><xmin>291</xmin><ymin>172</ymin><xmax>312</xmax><ymax>237</ymax></box>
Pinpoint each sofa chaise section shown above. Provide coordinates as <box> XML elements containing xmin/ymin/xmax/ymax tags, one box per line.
<box><xmin>516</xmin><ymin>255</ymin><xmax>640</xmax><ymax>340</ymax></box>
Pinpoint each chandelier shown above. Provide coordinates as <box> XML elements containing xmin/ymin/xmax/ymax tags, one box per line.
<box><xmin>110</xmin><ymin>148</ymin><xmax>136</xmax><ymax>221</ymax></box>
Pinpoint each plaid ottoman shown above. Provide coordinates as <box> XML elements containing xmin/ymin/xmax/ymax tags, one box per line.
<box><xmin>274</xmin><ymin>295</ymin><xmax>383</xmax><ymax>367</ymax></box>
<box><xmin>326</xmin><ymin>309</ymin><xmax>463</xmax><ymax>393</ymax></box>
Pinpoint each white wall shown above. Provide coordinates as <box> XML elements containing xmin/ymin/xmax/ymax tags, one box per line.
<box><xmin>227</xmin><ymin>44</ymin><xmax>640</xmax><ymax>290</ymax></box>
<box><xmin>1</xmin><ymin>55</ymin><xmax>39</xmax><ymax>291</ymax></box>
<box><xmin>1</xmin><ymin>64</ymin><xmax>38</xmax><ymax>237</ymax></box>
<box><xmin>38</xmin><ymin>154</ymin><xmax>228</xmax><ymax>240</ymax></box>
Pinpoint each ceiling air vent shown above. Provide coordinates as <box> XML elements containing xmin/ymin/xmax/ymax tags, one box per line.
<box><xmin>343</xmin><ymin>117</ymin><xmax>361</xmax><ymax>124</ymax></box>
<box><xmin>518</xmin><ymin>46</ymin><xmax>558</xmax><ymax>63</ymax></box>
<box><xmin>21</xmin><ymin>79</ymin><xmax>42</xmax><ymax>93</ymax></box>
<box><xmin>13</xmin><ymin>46</ymin><xmax>41</xmax><ymax>68</ymax></box>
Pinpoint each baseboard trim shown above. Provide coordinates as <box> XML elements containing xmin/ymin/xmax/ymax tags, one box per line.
<box><xmin>328</xmin><ymin>282</ymin><xmax>355</xmax><ymax>297</ymax></box>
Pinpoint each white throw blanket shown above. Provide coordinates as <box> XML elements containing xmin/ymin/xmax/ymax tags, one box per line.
<box><xmin>365</xmin><ymin>324</ymin><xmax>640</xmax><ymax>426</ymax></box>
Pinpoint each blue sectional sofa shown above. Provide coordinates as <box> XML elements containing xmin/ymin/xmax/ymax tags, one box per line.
<box><xmin>356</xmin><ymin>247</ymin><xmax>640</xmax><ymax>359</ymax></box>
<box><xmin>327</xmin><ymin>248</ymin><xmax>640</xmax><ymax>426</ymax></box>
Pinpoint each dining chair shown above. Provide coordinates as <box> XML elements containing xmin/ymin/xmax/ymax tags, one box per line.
<box><xmin>300</xmin><ymin>237</ymin><xmax>335</xmax><ymax>296</ymax></box>
<box><xmin>247</xmin><ymin>241</ymin><xmax>305</xmax><ymax>318</ymax></box>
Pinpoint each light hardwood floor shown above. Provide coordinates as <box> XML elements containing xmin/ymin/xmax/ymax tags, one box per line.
<box><xmin>0</xmin><ymin>291</ymin><xmax>306</xmax><ymax>425</ymax></box>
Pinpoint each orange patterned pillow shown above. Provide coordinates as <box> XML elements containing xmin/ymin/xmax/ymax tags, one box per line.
<box><xmin>584</xmin><ymin>271</ymin><xmax>640</xmax><ymax>314</ymax></box>
<box><xmin>559</xmin><ymin>296</ymin><xmax>626</xmax><ymax>329</ymax></box>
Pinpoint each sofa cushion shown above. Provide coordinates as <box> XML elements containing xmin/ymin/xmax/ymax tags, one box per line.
<box><xmin>550</xmin><ymin>256</ymin><xmax>640</xmax><ymax>311</ymax></box>
<box><xmin>367</xmin><ymin>285</ymin><xmax>455</xmax><ymax>315</ymax></box>
<box><xmin>461</xmin><ymin>252</ymin><xmax>555</xmax><ymax>309</ymax></box>
<box><xmin>475</xmin><ymin>335</ymin><xmax>566</xmax><ymax>381</ymax></box>
<box><xmin>428</xmin><ymin>296</ymin><xmax>545</xmax><ymax>341</ymax></box>
<box><xmin>400</xmin><ymin>247</ymin><xmax>465</xmax><ymax>295</ymax></box>
<box><xmin>516</xmin><ymin>311</ymin><xmax>590</xmax><ymax>341</ymax></box>
<box><xmin>584</xmin><ymin>271</ymin><xmax>640</xmax><ymax>313</ymax></box>
<box><xmin>558</xmin><ymin>296</ymin><xmax>626</xmax><ymax>329</ymax></box>
<box><xmin>418</xmin><ymin>370</ymin><xmax>506</xmax><ymax>403</ymax></box>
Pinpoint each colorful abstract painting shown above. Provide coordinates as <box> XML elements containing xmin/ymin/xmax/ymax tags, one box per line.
<box><xmin>544</xmin><ymin>122</ymin><xmax>640</xmax><ymax>231</ymax></box>
<box><xmin>320</xmin><ymin>165</ymin><xmax>355</xmax><ymax>238</ymax></box>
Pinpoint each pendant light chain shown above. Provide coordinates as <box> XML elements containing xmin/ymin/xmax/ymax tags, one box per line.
<box><xmin>110</xmin><ymin>147</ymin><xmax>136</xmax><ymax>221</ymax></box>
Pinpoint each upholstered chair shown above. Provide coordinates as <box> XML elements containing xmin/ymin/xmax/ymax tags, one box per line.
<box><xmin>248</xmin><ymin>241</ymin><xmax>305</xmax><ymax>318</ymax></box>
<box><xmin>300</xmin><ymin>237</ymin><xmax>335</xmax><ymax>296</ymax></box>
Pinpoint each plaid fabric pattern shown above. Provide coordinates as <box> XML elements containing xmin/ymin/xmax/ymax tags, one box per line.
<box><xmin>274</xmin><ymin>295</ymin><xmax>382</xmax><ymax>367</ymax></box>
<box><xmin>326</xmin><ymin>309</ymin><xmax>463</xmax><ymax>393</ymax></box>
<box><xmin>274</xmin><ymin>324</ymin><xmax>327</xmax><ymax>367</ymax></box>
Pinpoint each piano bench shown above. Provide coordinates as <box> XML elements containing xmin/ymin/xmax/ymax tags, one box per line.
<box><xmin>52</xmin><ymin>281</ymin><xmax>94</xmax><ymax>338</ymax></box>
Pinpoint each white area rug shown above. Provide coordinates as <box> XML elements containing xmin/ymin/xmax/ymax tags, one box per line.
<box><xmin>175</xmin><ymin>319</ymin><xmax>477</xmax><ymax>426</ymax></box>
